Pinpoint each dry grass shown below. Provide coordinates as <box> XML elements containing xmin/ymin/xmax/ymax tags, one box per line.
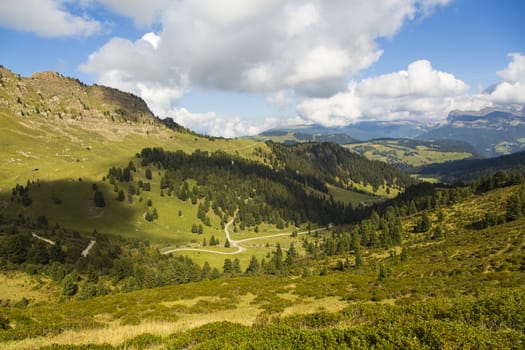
<box><xmin>0</xmin><ymin>272</ymin><xmax>58</xmax><ymax>305</ymax></box>
<box><xmin>3</xmin><ymin>293</ymin><xmax>261</xmax><ymax>350</ymax></box>
<box><xmin>3</xmin><ymin>321</ymin><xmax>181</xmax><ymax>349</ymax></box>
<box><xmin>280</xmin><ymin>296</ymin><xmax>348</xmax><ymax>317</ymax></box>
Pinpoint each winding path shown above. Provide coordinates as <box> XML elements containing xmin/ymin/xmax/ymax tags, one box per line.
<box><xmin>32</xmin><ymin>232</ymin><xmax>55</xmax><ymax>246</ymax></box>
<box><xmin>162</xmin><ymin>211</ymin><xmax>328</xmax><ymax>256</ymax></box>
<box><xmin>81</xmin><ymin>240</ymin><xmax>96</xmax><ymax>257</ymax></box>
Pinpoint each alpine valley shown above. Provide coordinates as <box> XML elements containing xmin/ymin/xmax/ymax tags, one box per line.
<box><xmin>0</xmin><ymin>67</ymin><xmax>524</xmax><ymax>349</ymax></box>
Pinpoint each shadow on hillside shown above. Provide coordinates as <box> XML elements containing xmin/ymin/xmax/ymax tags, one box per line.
<box><xmin>0</xmin><ymin>178</ymin><xmax>139</xmax><ymax>238</ymax></box>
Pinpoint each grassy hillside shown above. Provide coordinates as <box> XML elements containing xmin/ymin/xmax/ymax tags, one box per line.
<box><xmin>246</xmin><ymin>130</ymin><xmax>357</xmax><ymax>145</ymax></box>
<box><xmin>344</xmin><ymin>138</ymin><xmax>477</xmax><ymax>170</ymax></box>
<box><xmin>0</xmin><ymin>184</ymin><xmax>523</xmax><ymax>348</ymax></box>
<box><xmin>2</xmin><ymin>67</ymin><xmax>522</xmax><ymax>349</ymax></box>
<box><xmin>417</xmin><ymin>150</ymin><xmax>525</xmax><ymax>183</ymax></box>
<box><xmin>1</xmin><ymin>67</ymin><xmax>414</xmax><ymax>271</ymax></box>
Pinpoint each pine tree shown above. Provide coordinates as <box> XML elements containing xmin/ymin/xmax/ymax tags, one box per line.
<box><xmin>506</xmin><ymin>193</ymin><xmax>523</xmax><ymax>221</ymax></box>
<box><xmin>201</xmin><ymin>262</ymin><xmax>212</xmax><ymax>280</ymax></box>
<box><xmin>61</xmin><ymin>273</ymin><xmax>78</xmax><ymax>296</ymax></box>
<box><xmin>210</xmin><ymin>268</ymin><xmax>221</xmax><ymax>279</ymax></box>
<box><xmin>117</xmin><ymin>190</ymin><xmax>125</xmax><ymax>201</ymax></box>
<box><xmin>246</xmin><ymin>256</ymin><xmax>259</xmax><ymax>274</ymax></box>
<box><xmin>285</xmin><ymin>243</ymin><xmax>298</xmax><ymax>266</ymax></box>
<box><xmin>415</xmin><ymin>213</ymin><xmax>432</xmax><ymax>232</ymax></box>
<box><xmin>224</xmin><ymin>239</ymin><xmax>231</xmax><ymax>248</ymax></box>
<box><xmin>355</xmin><ymin>247</ymin><xmax>362</xmax><ymax>267</ymax></box>
<box><xmin>94</xmin><ymin>191</ymin><xmax>105</xmax><ymax>207</ymax></box>
<box><xmin>271</xmin><ymin>243</ymin><xmax>284</xmax><ymax>271</ymax></box>
<box><xmin>223</xmin><ymin>258</ymin><xmax>233</xmax><ymax>275</ymax></box>
<box><xmin>233</xmin><ymin>258</ymin><xmax>241</xmax><ymax>275</ymax></box>
<box><xmin>400</xmin><ymin>247</ymin><xmax>408</xmax><ymax>262</ymax></box>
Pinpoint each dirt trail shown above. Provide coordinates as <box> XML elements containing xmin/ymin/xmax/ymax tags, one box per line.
<box><xmin>32</xmin><ymin>233</ymin><xmax>55</xmax><ymax>246</ymax></box>
<box><xmin>81</xmin><ymin>240</ymin><xmax>96</xmax><ymax>257</ymax></box>
<box><xmin>162</xmin><ymin>211</ymin><xmax>328</xmax><ymax>256</ymax></box>
<box><xmin>163</xmin><ymin>211</ymin><xmax>242</xmax><ymax>255</ymax></box>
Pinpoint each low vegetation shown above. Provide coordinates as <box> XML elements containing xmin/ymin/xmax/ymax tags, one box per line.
<box><xmin>0</xmin><ymin>67</ymin><xmax>523</xmax><ymax>349</ymax></box>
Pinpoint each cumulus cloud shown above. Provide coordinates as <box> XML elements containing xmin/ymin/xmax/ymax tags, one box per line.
<box><xmin>80</xmin><ymin>32</ymin><xmax>187</xmax><ymax>114</ymax></box>
<box><xmin>97</xmin><ymin>0</ymin><xmax>171</xmax><ymax>26</ymax></box>
<box><xmin>170</xmin><ymin>108</ymin><xmax>279</xmax><ymax>138</ymax></box>
<box><xmin>297</xmin><ymin>60</ymin><xmax>479</xmax><ymax>126</ymax></box>
<box><xmin>83</xmin><ymin>0</ymin><xmax>442</xmax><ymax>96</ymax></box>
<box><xmin>0</xmin><ymin>0</ymin><xmax>100</xmax><ymax>37</ymax></box>
<box><xmin>298</xmin><ymin>54</ymin><xmax>525</xmax><ymax>127</ymax></box>
<box><xmin>79</xmin><ymin>0</ymin><xmax>457</xmax><ymax>135</ymax></box>
<box><xmin>490</xmin><ymin>53</ymin><xmax>525</xmax><ymax>104</ymax></box>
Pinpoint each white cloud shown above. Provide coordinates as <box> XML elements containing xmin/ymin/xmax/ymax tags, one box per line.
<box><xmin>170</xmin><ymin>108</ymin><xmax>279</xmax><ymax>138</ymax></box>
<box><xmin>0</xmin><ymin>0</ymin><xmax>100</xmax><ymax>37</ymax></box>
<box><xmin>490</xmin><ymin>53</ymin><xmax>525</xmax><ymax>104</ymax></box>
<box><xmin>297</xmin><ymin>54</ymin><xmax>525</xmax><ymax>127</ymax></box>
<box><xmin>96</xmin><ymin>0</ymin><xmax>171</xmax><ymax>26</ymax></box>
<box><xmin>266</xmin><ymin>90</ymin><xmax>295</xmax><ymax>109</ymax></box>
<box><xmin>80</xmin><ymin>33</ymin><xmax>187</xmax><ymax>114</ymax></box>
<box><xmin>497</xmin><ymin>53</ymin><xmax>525</xmax><ymax>83</ymax></box>
<box><xmin>285</xmin><ymin>3</ymin><xmax>319</xmax><ymax>37</ymax></box>
<box><xmin>80</xmin><ymin>0</ymin><xmax>455</xmax><ymax>135</ymax></box>
<box><xmin>83</xmin><ymin>0</ymin><xmax>444</xmax><ymax>96</ymax></box>
<box><xmin>297</xmin><ymin>60</ymin><xmax>481</xmax><ymax>126</ymax></box>
<box><xmin>358</xmin><ymin>60</ymin><xmax>469</xmax><ymax>98</ymax></box>
<box><xmin>285</xmin><ymin>46</ymin><xmax>352</xmax><ymax>86</ymax></box>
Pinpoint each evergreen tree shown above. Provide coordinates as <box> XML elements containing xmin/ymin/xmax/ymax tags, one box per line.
<box><xmin>233</xmin><ymin>258</ymin><xmax>241</xmax><ymax>275</ymax></box>
<box><xmin>94</xmin><ymin>191</ymin><xmax>106</xmax><ymax>207</ymax></box>
<box><xmin>400</xmin><ymin>247</ymin><xmax>408</xmax><ymax>262</ymax></box>
<box><xmin>506</xmin><ymin>193</ymin><xmax>523</xmax><ymax>221</ymax></box>
<box><xmin>201</xmin><ymin>262</ymin><xmax>212</xmax><ymax>280</ymax></box>
<box><xmin>285</xmin><ymin>243</ymin><xmax>298</xmax><ymax>266</ymax></box>
<box><xmin>271</xmin><ymin>243</ymin><xmax>284</xmax><ymax>272</ymax></box>
<box><xmin>355</xmin><ymin>247</ymin><xmax>362</xmax><ymax>267</ymax></box>
<box><xmin>210</xmin><ymin>267</ymin><xmax>221</xmax><ymax>279</ymax></box>
<box><xmin>378</xmin><ymin>264</ymin><xmax>389</xmax><ymax>281</ymax></box>
<box><xmin>117</xmin><ymin>190</ymin><xmax>125</xmax><ymax>201</ymax></box>
<box><xmin>223</xmin><ymin>258</ymin><xmax>233</xmax><ymax>275</ymax></box>
<box><xmin>246</xmin><ymin>256</ymin><xmax>260</xmax><ymax>275</ymax></box>
<box><xmin>415</xmin><ymin>212</ymin><xmax>432</xmax><ymax>233</ymax></box>
<box><xmin>61</xmin><ymin>273</ymin><xmax>78</xmax><ymax>296</ymax></box>
<box><xmin>224</xmin><ymin>239</ymin><xmax>231</xmax><ymax>248</ymax></box>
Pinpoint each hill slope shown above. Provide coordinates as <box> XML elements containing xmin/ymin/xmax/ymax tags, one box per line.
<box><xmin>1</xmin><ymin>181</ymin><xmax>523</xmax><ymax>349</ymax></box>
<box><xmin>0</xmin><ymin>67</ymin><xmax>418</xmax><ymax>262</ymax></box>
<box><xmin>419</xmin><ymin>107</ymin><xmax>525</xmax><ymax>157</ymax></box>
<box><xmin>344</xmin><ymin>138</ymin><xmax>477</xmax><ymax>170</ymax></box>
<box><xmin>417</xmin><ymin>150</ymin><xmax>525</xmax><ymax>183</ymax></box>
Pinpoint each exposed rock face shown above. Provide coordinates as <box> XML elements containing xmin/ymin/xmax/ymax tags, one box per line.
<box><xmin>0</xmin><ymin>67</ymin><xmax>157</xmax><ymax>124</ymax></box>
<box><xmin>0</xmin><ymin>66</ymin><xmax>179</xmax><ymax>140</ymax></box>
<box><xmin>419</xmin><ymin>107</ymin><xmax>525</xmax><ymax>157</ymax></box>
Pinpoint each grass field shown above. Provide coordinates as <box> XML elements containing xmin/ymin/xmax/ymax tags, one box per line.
<box><xmin>344</xmin><ymin>139</ymin><xmax>474</xmax><ymax>169</ymax></box>
<box><xmin>1</xmin><ymin>185</ymin><xmax>523</xmax><ymax>348</ymax></box>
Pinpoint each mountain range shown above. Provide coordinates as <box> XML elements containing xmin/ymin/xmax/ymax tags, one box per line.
<box><xmin>1</xmin><ymin>66</ymin><xmax>524</xmax><ymax>349</ymax></box>
<box><xmin>252</xmin><ymin>106</ymin><xmax>525</xmax><ymax>158</ymax></box>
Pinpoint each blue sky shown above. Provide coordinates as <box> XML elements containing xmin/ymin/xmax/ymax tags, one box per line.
<box><xmin>1</xmin><ymin>0</ymin><xmax>524</xmax><ymax>137</ymax></box>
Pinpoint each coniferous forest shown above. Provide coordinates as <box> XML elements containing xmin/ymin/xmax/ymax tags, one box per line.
<box><xmin>0</xmin><ymin>63</ymin><xmax>524</xmax><ymax>349</ymax></box>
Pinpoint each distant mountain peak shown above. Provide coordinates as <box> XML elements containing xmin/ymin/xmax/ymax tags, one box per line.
<box><xmin>448</xmin><ymin>105</ymin><xmax>525</xmax><ymax>122</ymax></box>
